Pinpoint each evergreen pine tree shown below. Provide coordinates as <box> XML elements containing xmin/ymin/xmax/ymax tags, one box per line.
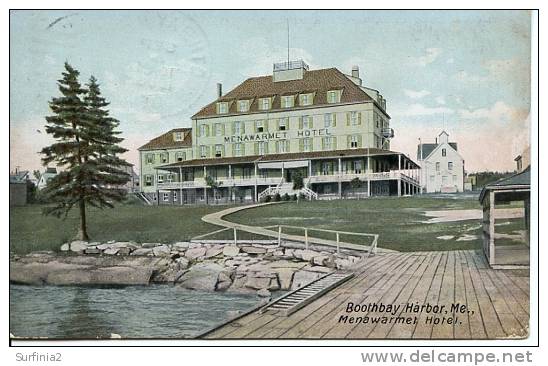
<box><xmin>41</xmin><ymin>63</ymin><xmax>130</xmax><ymax>240</ymax></box>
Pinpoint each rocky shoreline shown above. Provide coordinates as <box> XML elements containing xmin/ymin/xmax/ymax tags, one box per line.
<box><xmin>10</xmin><ymin>240</ymin><xmax>365</xmax><ymax>297</ymax></box>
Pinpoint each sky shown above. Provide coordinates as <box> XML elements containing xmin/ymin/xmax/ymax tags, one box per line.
<box><xmin>9</xmin><ymin>10</ymin><xmax>532</xmax><ymax>174</ymax></box>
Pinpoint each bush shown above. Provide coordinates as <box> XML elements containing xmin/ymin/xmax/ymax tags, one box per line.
<box><xmin>274</xmin><ymin>193</ymin><xmax>281</xmax><ymax>202</ymax></box>
<box><xmin>264</xmin><ymin>195</ymin><xmax>272</xmax><ymax>203</ymax></box>
<box><xmin>299</xmin><ymin>192</ymin><xmax>306</xmax><ymax>200</ymax></box>
<box><xmin>282</xmin><ymin>193</ymin><xmax>290</xmax><ymax>201</ymax></box>
<box><xmin>292</xmin><ymin>194</ymin><xmax>298</xmax><ymax>201</ymax></box>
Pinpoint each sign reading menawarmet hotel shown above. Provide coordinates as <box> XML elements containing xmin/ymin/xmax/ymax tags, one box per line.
<box><xmin>224</xmin><ymin>128</ymin><xmax>333</xmax><ymax>143</ymax></box>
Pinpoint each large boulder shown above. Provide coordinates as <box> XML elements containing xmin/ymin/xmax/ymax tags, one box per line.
<box><xmin>152</xmin><ymin>245</ymin><xmax>171</xmax><ymax>257</ymax></box>
<box><xmin>141</xmin><ymin>242</ymin><xmax>161</xmax><ymax>248</ymax></box>
<box><xmin>185</xmin><ymin>247</ymin><xmax>207</xmax><ymax>260</ymax></box>
<box><xmin>222</xmin><ymin>245</ymin><xmax>240</xmax><ymax>257</ymax></box>
<box><xmin>70</xmin><ymin>241</ymin><xmax>89</xmax><ymax>253</ymax></box>
<box><xmin>275</xmin><ymin>268</ymin><xmax>296</xmax><ymax>290</ymax></box>
<box><xmin>176</xmin><ymin>262</ymin><xmax>224</xmax><ymax>291</ymax></box>
<box><xmin>204</xmin><ymin>246</ymin><xmax>223</xmax><ymax>259</ymax></box>
<box><xmin>172</xmin><ymin>242</ymin><xmax>191</xmax><ymax>251</ymax></box>
<box><xmin>241</xmin><ymin>246</ymin><xmax>267</xmax><ymax>255</ymax></box>
<box><xmin>131</xmin><ymin>248</ymin><xmax>153</xmax><ymax>256</ymax></box>
<box><xmin>291</xmin><ymin>270</ymin><xmax>323</xmax><ymax>290</ymax></box>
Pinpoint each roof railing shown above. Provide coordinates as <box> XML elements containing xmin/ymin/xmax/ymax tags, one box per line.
<box><xmin>273</xmin><ymin>59</ymin><xmax>309</xmax><ymax>72</ymax></box>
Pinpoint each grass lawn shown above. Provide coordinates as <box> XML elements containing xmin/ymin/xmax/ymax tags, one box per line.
<box><xmin>225</xmin><ymin>195</ymin><xmax>484</xmax><ymax>252</ymax></box>
<box><xmin>10</xmin><ymin>204</ymin><xmax>226</xmax><ymax>254</ymax></box>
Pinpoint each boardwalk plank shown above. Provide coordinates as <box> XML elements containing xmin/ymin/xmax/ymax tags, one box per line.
<box><xmin>460</xmin><ymin>250</ymin><xmax>487</xmax><ymax>339</ymax></box>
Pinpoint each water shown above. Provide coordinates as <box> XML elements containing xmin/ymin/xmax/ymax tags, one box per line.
<box><xmin>10</xmin><ymin>284</ymin><xmax>260</xmax><ymax>339</ymax></box>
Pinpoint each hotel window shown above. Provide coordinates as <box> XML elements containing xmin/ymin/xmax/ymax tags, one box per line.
<box><xmin>173</xmin><ymin>192</ymin><xmax>178</xmax><ymax>202</ymax></box>
<box><xmin>233</xmin><ymin>121</ymin><xmax>243</xmax><ymax>135</ymax></box>
<box><xmin>436</xmin><ymin>162</ymin><xmax>440</xmax><ymax>172</ymax></box>
<box><xmin>430</xmin><ymin>175</ymin><xmax>435</xmax><ymax>182</ymax></box>
<box><xmin>276</xmin><ymin>140</ymin><xmax>289</xmax><ymax>153</ymax></box>
<box><xmin>145</xmin><ymin>153</ymin><xmax>155</xmax><ymax>164</ymax></box>
<box><xmin>349</xmin><ymin>135</ymin><xmax>360</xmax><ymax>148</ymax></box>
<box><xmin>257</xmin><ymin>141</ymin><xmax>268</xmax><ymax>155</ymax></box>
<box><xmin>302</xmin><ymin>138</ymin><xmax>312</xmax><ymax>152</ymax></box>
<box><xmin>145</xmin><ymin>175</ymin><xmax>153</xmax><ymax>186</ymax></box>
<box><xmin>448</xmin><ymin>162</ymin><xmax>453</xmax><ymax>170</ymax></box>
<box><xmin>200</xmin><ymin>145</ymin><xmax>208</xmax><ymax>158</ymax></box>
<box><xmin>256</xmin><ymin>120</ymin><xmax>266</xmax><ymax>133</ymax></box>
<box><xmin>260</xmin><ymin>98</ymin><xmax>270</xmax><ymax>110</ymax></box>
<box><xmin>353</xmin><ymin>160</ymin><xmax>362</xmax><ymax>174</ymax></box>
<box><xmin>282</xmin><ymin>96</ymin><xmax>294</xmax><ymax>108</ymax></box>
<box><xmin>215</xmin><ymin>123</ymin><xmax>224</xmax><ymax>136</ymax></box>
<box><xmin>175</xmin><ymin>151</ymin><xmax>186</xmax><ymax>162</ymax></box>
<box><xmin>242</xmin><ymin>167</ymin><xmax>252</xmax><ymax>179</ymax></box>
<box><xmin>215</xmin><ymin>144</ymin><xmax>224</xmax><ymax>158</ymax></box>
<box><xmin>167</xmin><ymin>173</ymin><xmax>174</xmax><ymax>183</ymax></box>
<box><xmin>350</xmin><ymin>111</ymin><xmax>359</xmax><ymax>126</ymax></box>
<box><xmin>324</xmin><ymin>113</ymin><xmax>336</xmax><ymax>128</ymax></box>
<box><xmin>453</xmin><ymin>175</ymin><xmax>457</xmax><ymax>183</ymax></box>
<box><xmin>157</xmin><ymin>174</ymin><xmax>164</xmax><ymax>183</ymax></box>
<box><xmin>327</xmin><ymin>90</ymin><xmax>339</xmax><ymax>103</ymax></box>
<box><xmin>300</xmin><ymin>93</ymin><xmax>312</xmax><ymax>106</ymax></box>
<box><xmin>199</xmin><ymin>124</ymin><xmax>208</xmax><ymax>137</ymax></box>
<box><xmin>442</xmin><ymin>176</ymin><xmax>448</xmax><ymax>185</ymax></box>
<box><xmin>301</xmin><ymin>115</ymin><xmax>313</xmax><ymax>129</ymax></box>
<box><xmin>233</xmin><ymin>143</ymin><xmax>243</xmax><ymax>156</ymax></box>
<box><xmin>238</xmin><ymin>100</ymin><xmax>249</xmax><ymax>112</ymax></box>
<box><xmin>321</xmin><ymin>162</ymin><xmax>333</xmax><ymax>175</ymax></box>
<box><xmin>160</xmin><ymin>152</ymin><xmax>168</xmax><ymax>163</ymax></box>
<box><xmin>173</xmin><ymin>131</ymin><xmax>183</xmax><ymax>141</ymax></box>
<box><xmin>322</xmin><ymin>136</ymin><xmax>336</xmax><ymax>150</ymax></box>
<box><xmin>442</xmin><ymin>148</ymin><xmax>447</xmax><ymax>157</ymax></box>
<box><xmin>278</xmin><ymin>118</ymin><xmax>288</xmax><ymax>131</ymax></box>
<box><xmin>217</xmin><ymin>102</ymin><xmax>228</xmax><ymax>114</ymax></box>
<box><xmin>162</xmin><ymin>192</ymin><xmax>169</xmax><ymax>202</ymax></box>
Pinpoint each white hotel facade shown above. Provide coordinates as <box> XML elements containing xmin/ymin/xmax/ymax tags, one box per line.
<box><xmin>138</xmin><ymin>60</ymin><xmax>421</xmax><ymax>205</ymax></box>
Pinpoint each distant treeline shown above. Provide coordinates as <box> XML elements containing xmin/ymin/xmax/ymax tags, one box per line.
<box><xmin>472</xmin><ymin>171</ymin><xmax>516</xmax><ymax>189</ymax></box>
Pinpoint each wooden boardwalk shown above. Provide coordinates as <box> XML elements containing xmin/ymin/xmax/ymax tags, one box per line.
<box><xmin>201</xmin><ymin>250</ymin><xmax>529</xmax><ymax>339</ymax></box>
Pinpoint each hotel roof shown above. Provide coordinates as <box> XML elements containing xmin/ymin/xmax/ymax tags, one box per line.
<box><xmin>138</xmin><ymin>128</ymin><xmax>192</xmax><ymax>151</ymax></box>
<box><xmin>192</xmin><ymin>68</ymin><xmax>380</xmax><ymax>119</ymax></box>
<box><xmin>157</xmin><ymin>148</ymin><xmax>420</xmax><ymax>170</ymax></box>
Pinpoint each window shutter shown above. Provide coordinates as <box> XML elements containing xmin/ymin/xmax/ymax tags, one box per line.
<box><xmin>241</xmin><ymin>144</ymin><xmax>246</xmax><ymax>155</ymax></box>
<box><xmin>197</xmin><ymin>126</ymin><xmax>201</xmax><ymax>138</ymax></box>
<box><xmin>358</xmin><ymin>112</ymin><xmax>362</xmax><ymax>125</ymax></box>
<box><xmin>333</xmin><ymin>137</ymin><xmax>337</xmax><ymax>150</ymax></box>
<box><xmin>221</xmin><ymin>145</ymin><xmax>225</xmax><ymax>157</ymax></box>
<box><xmin>254</xmin><ymin>143</ymin><xmax>258</xmax><ymax>155</ymax></box>
<box><xmin>358</xmin><ymin>135</ymin><xmax>363</xmax><ymax>147</ymax></box>
<box><xmin>333</xmin><ymin>113</ymin><xmax>337</xmax><ymax>127</ymax></box>
<box><xmin>277</xmin><ymin>119</ymin><xmax>281</xmax><ymax>131</ymax></box>
<box><xmin>206</xmin><ymin>125</ymin><xmax>210</xmax><ymax>137</ymax></box>
<box><xmin>346</xmin><ymin>112</ymin><xmax>350</xmax><ymax>126</ymax></box>
<box><xmin>232</xmin><ymin>122</ymin><xmax>236</xmax><ymax>135</ymax></box>
<box><xmin>321</xmin><ymin>138</ymin><xmax>325</xmax><ymax>150</ymax></box>
<box><xmin>231</xmin><ymin>144</ymin><xmax>235</xmax><ymax>156</ymax></box>
<box><xmin>264</xmin><ymin>120</ymin><xmax>269</xmax><ymax>132</ymax></box>
<box><xmin>309</xmin><ymin>116</ymin><xmax>314</xmax><ymax>129</ymax></box>
<box><xmin>241</xmin><ymin>122</ymin><xmax>245</xmax><ymax>135</ymax></box>
<box><xmin>347</xmin><ymin>135</ymin><xmax>351</xmax><ymax>148</ymax></box>
<box><xmin>299</xmin><ymin>139</ymin><xmax>304</xmax><ymax>152</ymax></box>
<box><xmin>299</xmin><ymin>116</ymin><xmax>303</xmax><ymax>129</ymax></box>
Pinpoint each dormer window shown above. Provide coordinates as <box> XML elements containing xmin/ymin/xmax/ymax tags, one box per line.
<box><xmin>282</xmin><ymin>96</ymin><xmax>294</xmax><ymax>108</ymax></box>
<box><xmin>327</xmin><ymin>90</ymin><xmax>340</xmax><ymax>103</ymax></box>
<box><xmin>299</xmin><ymin>93</ymin><xmax>313</xmax><ymax>106</ymax></box>
<box><xmin>238</xmin><ymin>100</ymin><xmax>249</xmax><ymax>112</ymax></box>
<box><xmin>173</xmin><ymin>131</ymin><xmax>183</xmax><ymax>141</ymax></box>
<box><xmin>217</xmin><ymin>102</ymin><xmax>228</xmax><ymax>114</ymax></box>
<box><xmin>260</xmin><ymin>98</ymin><xmax>271</xmax><ymax>110</ymax></box>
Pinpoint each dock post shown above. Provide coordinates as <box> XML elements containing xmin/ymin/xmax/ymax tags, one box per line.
<box><xmin>336</xmin><ymin>232</ymin><xmax>340</xmax><ymax>254</ymax></box>
<box><xmin>305</xmin><ymin>228</ymin><xmax>308</xmax><ymax>250</ymax></box>
<box><xmin>233</xmin><ymin>227</ymin><xmax>237</xmax><ymax>245</ymax></box>
<box><xmin>278</xmin><ymin>226</ymin><xmax>282</xmax><ymax>246</ymax></box>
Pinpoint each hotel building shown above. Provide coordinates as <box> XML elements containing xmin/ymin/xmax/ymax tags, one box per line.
<box><xmin>138</xmin><ymin>60</ymin><xmax>420</xmax><ymax>205</ymax></box>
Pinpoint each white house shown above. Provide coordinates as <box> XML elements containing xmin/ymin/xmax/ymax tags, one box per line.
<box><xmin>417</xmin><ymin>131</ymin><xmax>464</xmax><ymax>193</ymax></box>
<box><xmin>37</xmin><ymin>167</ymin><xmax>57</xmax><ymax>191</ymax></box>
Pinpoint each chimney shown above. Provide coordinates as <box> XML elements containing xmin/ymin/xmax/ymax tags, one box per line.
<box><xmin>351</xmin><ymin>65</ymin><xmax>360</xmax><ymax>79</ymax></box>
<box><xmin>216</xmin><ymin>83</ymin><xmax>222</xmax><ymax>98</ymax></box>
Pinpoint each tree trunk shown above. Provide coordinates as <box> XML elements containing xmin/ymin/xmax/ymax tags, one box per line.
<box><xmin>78</xmin><ymin>199</ymin><xmax>89</xmax><ymax>241</ymax></box>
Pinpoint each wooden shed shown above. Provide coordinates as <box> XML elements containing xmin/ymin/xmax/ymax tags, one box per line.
<box><xmin>479</xmin><ymin>168</ymin><xmax>530</xmax><ymax>269</ymax></box>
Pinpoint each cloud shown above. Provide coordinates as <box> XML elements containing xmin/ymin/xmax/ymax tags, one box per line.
<box><xmin>409</xmin><ymin>48</ymin><xmax>443</xmax><ymax>67</ymax></box>
<box><xmin>393</xmin><ymin>103</ymin><xmax>454</xmax><ymax>117</ymax></box>
<box><xmin>453</xmin><ymin>70</ymin><xmax>488</xmax><ymax>84</ymax></box>
<box><xmin>435</xmin><ymin>96</ymin><xmax>446</xmax><ymax>105</ymax></box>
<box><xmin>403</xmin><ymin>89</ymin><xmax>431</xmax><ymax>99</ymax></box>
<box><xmin>446</xmin><ymin>58</ymin><xmax>455</xmax><ymax>64</ymax></box>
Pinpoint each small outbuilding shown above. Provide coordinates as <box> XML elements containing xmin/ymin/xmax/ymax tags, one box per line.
<box><xmin>479</xmin><ymin>167</ymin><xmax>530</xmax><ymax>269</ymax></box>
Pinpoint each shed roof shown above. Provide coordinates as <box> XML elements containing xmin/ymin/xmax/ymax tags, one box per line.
<box><xmin>479</xmin><ymin>167</ymin><xmax>531</xmax><ymax>203</ymax></box>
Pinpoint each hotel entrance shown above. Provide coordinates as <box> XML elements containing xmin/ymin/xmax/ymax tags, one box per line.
<box><xmin>285</xmin><ymin>167</ymin><xmax>308</xmax><ymax>183</ymax></box>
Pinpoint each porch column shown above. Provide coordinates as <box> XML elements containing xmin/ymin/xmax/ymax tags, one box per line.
<box><xmin>338</xmin><ymin>157</ymin><xmax>342</xmax><ymax>199</ymax></box>
<box><xmin>308</xmin><ymin>160</ymin><xmax>312</xmax><ymax>178</ymax></box>
<box><xmin>179</xmin><ymin>167</ymin><xmax>183</xmax><ymax>205</ymax></box>
<box><xmin>281</xmin><ymin>163</ymin><xmax>285</xmax><ymax>181</ymax></box>
<box><xmin>489</xmin><ymin>190</ymin><xmax>496</xmax><ymax>265</ymax></box>
<box><xmin>228</xmin><ymin>164</ymin><xmax>232</xmax><ymax>179</ymax></box>
<box><xmin>367</xmin><ymin>152</ymin><xmax>371</xmax><ymax>197</ymax></box>
<box><xmin>397</xmin><ymin>154</ymin><xmax>401</xmax><ymax>196</ymax></box>
<box><xmin>254</xmin><ymin>163</ymin><xmax>258</xmax><ymax>202</ymax></box>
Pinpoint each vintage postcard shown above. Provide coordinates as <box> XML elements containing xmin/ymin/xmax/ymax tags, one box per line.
<box><xmin>9</xmin><ymin>9</ymin><xmax>535</xmax><ymax>344</ymax></box>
